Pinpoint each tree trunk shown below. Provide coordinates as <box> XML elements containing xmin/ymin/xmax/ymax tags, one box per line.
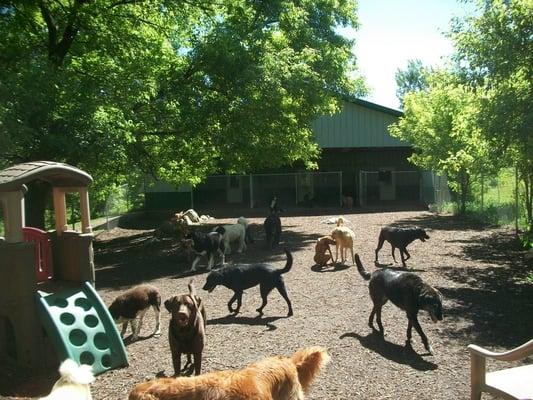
<box><xmin>24</xmin><ymin>181</ymin><xmax>52</xmax><ymax>230</ymax></box>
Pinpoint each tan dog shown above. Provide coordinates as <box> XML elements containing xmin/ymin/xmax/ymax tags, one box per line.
<box><xmin>128</xmin><ymin>346</ymin><xmax>330</xmax><ymax>400</ymax></box>
<box><xmin>313</xmin><ymin>236</ymin><xmax>335</xmax><ymax>267</ymax></box>
<box><xmin>165</xmin><ymin>280</ymin><xmax>206</xmax><ymax>376</ymax></box>
<box><xmin>330</xmin><ymin>217</ymin><xmax>356</xmax><ymax>265</ymax></box>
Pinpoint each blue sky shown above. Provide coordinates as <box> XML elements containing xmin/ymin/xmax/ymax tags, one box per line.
<box><xmin>339</xmin><ymin>0</ymin><xmax>476</xmax><ymax>110</ymax></box>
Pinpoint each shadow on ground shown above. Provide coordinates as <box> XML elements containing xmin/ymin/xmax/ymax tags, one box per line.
<box><xmin>340</xmin><ymin>331</ymin><xmax>438</xmax><ymax>371</ymax></box>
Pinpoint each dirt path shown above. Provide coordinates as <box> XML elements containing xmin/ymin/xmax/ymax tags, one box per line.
<box><xmin>2</xmin><ymin>210</ymin><xmax>532</xmax><ymax>399</ymax></box>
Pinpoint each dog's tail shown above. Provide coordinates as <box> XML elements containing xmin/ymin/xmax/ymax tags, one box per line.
<box><xmin>354</xmin><ymin>254</ymin><xmax>371</xmax><ymax>280</ymax></box>
<box><xmin>58</xmin><ymin>359</ymin><xmax>94</xmax><ymax>386</ymax></box>
<box><xmin>336</xmin><ymin>217</ymin><xmax>344</xmax><ymax>227</ymax></box>
<box><xmin>279</xmin><ymin>249</ymin><xmax>293</xmax><ymax>274</ymax></box>
<box><xmin>291</xmin><ymin>346</ymin><xmax>331</xmax><ymax>394</ymax></box>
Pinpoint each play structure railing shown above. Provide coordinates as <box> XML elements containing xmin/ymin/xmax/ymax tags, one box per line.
<box><xmin>22</xmin><ymin>227</ymin><xmax>53</xmax><ymax>282</ymax></box>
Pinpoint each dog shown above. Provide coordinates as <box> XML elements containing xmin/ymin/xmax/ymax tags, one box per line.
<box><xmin>313</xmin><ymin>235</ymin><xmax>336</xmax><ymax>267</ymax></box>
<box><xmin>108</xmin><ymin>284</ymin><xmax>161</xmax><ymax>341</ymax></box>
<box><xmin>202</xmin><ymin>249</ymin><xmax>293</xmax><ymax>317</ymax></box>
<box><xmin>264</xmin><ymin>211</ymin><xmax>281</xmax><ymax>249</ymax></box>
<box><xmin>165</xmin><ymin>280</ymin><xmax>206</xmax><ymax>376</ymax></box>
<box><xmin>213</xmin><ymin>217</ymin><xmax>248</xmax><ymax>255</ymax></box>
<box><xmin>128</xmin><ymin>346</ymin><xmax>330</xmax><ymax>400</ymax></box>
<box><xmin>39</xmin><ymin>359</ymin><xmax>94</xmax><ymax>400</ymax></box>
<box><xmin>183</xmin><ymin>230</ymin><xmax>225</xmax><ymax>271</ymax></box>
<box><xmin>375</xmin><ymin>225</ymin><xmax>430</xmax><ymax>267</ymax></box>
<box><xmin>238</xmin><ymin>216</ymin><xmax>254</xmax><ymax>244</ymax></box>
<box><xmin>330</xmin><ymin>217</ymin><xmax>356</xmax><ymax>265</ymax></box>
<box><xmin>355</xmin><ymin>254</ymin><xmax>443</xmax><ymax>354</ymax></box>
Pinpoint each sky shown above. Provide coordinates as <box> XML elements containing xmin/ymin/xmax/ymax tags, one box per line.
<box><xmin>339</xmin><ymin>0</ymin><xmax>477</xmax><ymax>110</ymax></box>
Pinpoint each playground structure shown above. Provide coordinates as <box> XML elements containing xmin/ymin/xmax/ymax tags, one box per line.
<box><xmin>0</xmin><ymin>161</ymin><xmax>127</xmax><ymax>374</ymax></box>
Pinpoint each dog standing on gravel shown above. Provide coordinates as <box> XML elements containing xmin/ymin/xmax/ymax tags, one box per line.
<box><xmin>202</xmin><ymin>249</ymin><xmax>293</xmax><ymax>317</ymax></box>
<box><xmin>213</xmin><ymin>217</ymin><xmax>248</xmax><ymax>255</ymax></box>
<box><xmin>330</xmin><ymin>217</ymin><xmax>356</xmax><ymax>265</ymax></box>
<box><xmin>374</xmin><ymin>225</ymin><xmax>430</xmax><ymax>267</ymax></box>
<box><xmin>355</xmin><ymin>254</ymin><xmax>443</xmax><ymax>354</ymax></box>
<box><xmin>165</xmin><ymin>280</ymin><xmax>206</xmax><ymax>376</ymax></box>
<box><xmin>108</xmin><ymin>284</ymin><xmax>161</xmax><ymax>342</ymax></box>
<box><xmin>183</xmin><ymin>231</ymin><xmax>225</xmax><ymax>271</ymax></box>
<box><xmin>264</xmin><ymin>211</ymin><xmax>281</xmax><ymax>249</ymax></box>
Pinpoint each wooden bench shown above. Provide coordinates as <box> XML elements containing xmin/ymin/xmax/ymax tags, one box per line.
<box><xmin>468</xmin><ymin>339</ymin><xmax>533</xmax><ymax>400</ymax></box>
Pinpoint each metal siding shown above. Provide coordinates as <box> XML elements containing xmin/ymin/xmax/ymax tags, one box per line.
<box><xmin>313</xmin><ymin>100</ymin><xmax>406</xmax><ymax>148</ymax></box>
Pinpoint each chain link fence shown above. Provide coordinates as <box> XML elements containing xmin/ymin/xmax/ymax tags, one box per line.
<box><xmin>193</xmin><ymin>172</ymin><xmax>342</xmax><ymax>209</ymax></box>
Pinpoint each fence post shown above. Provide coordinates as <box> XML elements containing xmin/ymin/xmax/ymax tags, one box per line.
<box><xmin>339</xmin><ymin>171</ymin><xmax>343</xmax><ymax>206</ymax></box>
<box><xmin>249</xmin><ymin>174</ymin><xmax>253</xmax><ymax>209</ymax></box>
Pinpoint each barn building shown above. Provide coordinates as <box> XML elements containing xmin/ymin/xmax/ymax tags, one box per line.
<box><xmin>144</xmin><ymin>98</ymin><xmax>444</xmax><ymax>211</ymax></box>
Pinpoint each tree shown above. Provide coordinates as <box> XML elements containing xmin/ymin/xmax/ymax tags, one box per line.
<box><xmin>450</xmin><ymin>0</ymin><xmax>533</xmax><ymax>237</ymax></box>
<box><xmin>395</xmin><ymin>59</ymin><xmax>430</xmax><ymax>107</ymax></box>
<box><xmin>389</xmin><ymin>71</ymin><xmax>492</xmax><ymax>214</ymax></box>
<box><xmin>0</xmin><ymin>1</ymin><xmax>365</xmax><ymax>227</ymax></box>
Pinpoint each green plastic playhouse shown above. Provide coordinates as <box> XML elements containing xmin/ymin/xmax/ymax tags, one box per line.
<box><xmin>0</xmin><ymin>161</ymin><xmax>127</xmax><ymax>374</ymax></box>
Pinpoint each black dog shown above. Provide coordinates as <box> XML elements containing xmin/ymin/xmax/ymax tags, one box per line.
<box><xmin>264</xmin><ymin>212</ymin><xmax>281</xmax><ymax>249</ymax></box>
<box><xmin>202</xmin><ymin>249</ymin><xmax>293</xmax><ymax>317</ymax></box>
<box><xmin>356</xmin><ymin>254</ymin><xmax>442</xmax><ymax>354</ymax></box>
<box><xmin>183</xmin><ymin>230</ymin><xmax>225</xmax><ymax>271</ymax></box>
<box><xmin>375</xmin><ymin>225</ymin><xmax>430</xmax><ymax>267</ymax></box>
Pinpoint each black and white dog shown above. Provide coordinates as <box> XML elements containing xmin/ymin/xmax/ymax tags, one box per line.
<box><xmin>184</xmin><ymin>231</ymin><xmax>225</xmax><ymax>271</ymax></box>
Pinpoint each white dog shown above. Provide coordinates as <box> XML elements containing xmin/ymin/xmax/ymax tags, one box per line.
<box><xmin>214</xmin><ymin>217</ymin><xmax>248</xmax><ymax>255</ymax></box>
<box><xmin>39</xmin><ymin>359</ymin><xmax>94</xmax><ymax>400</ymax></box>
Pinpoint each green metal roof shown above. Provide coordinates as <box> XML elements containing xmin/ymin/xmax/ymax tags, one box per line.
<box><xmin>312</xmin><ymin>98</ymin><xmax>407</xmax><ymax>149</ymax></box>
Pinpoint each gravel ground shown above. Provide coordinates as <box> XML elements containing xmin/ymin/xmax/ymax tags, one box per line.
<box><xmin>2</xmin><ymin>209</ymin><xmax>532</xmax><ymax>400</ymax></box>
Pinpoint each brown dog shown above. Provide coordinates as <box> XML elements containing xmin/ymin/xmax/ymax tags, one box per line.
<box><xmin>128</xmin><ymin>346</ymin><xmax>330</xmax><ymax>400</ymax></box>
<box><xmin>313</xmin><ymin>235</ymin><xmax>335</xmax><ymax>267</ymax></box>
<box><xmin>164</xmin><ymin>280</ymin><xmax>206</xmax><ymax>376</ymax></box>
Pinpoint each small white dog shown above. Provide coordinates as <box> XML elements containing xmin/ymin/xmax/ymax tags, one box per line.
<box><xmin>39</xmin><ymin>359</ymin><xmax>94</xmax><ymax>400</ymax></box>
<box><xmin>214</xmin><ymin>217</ymin><xmax>248</xmax><ymax>255</ymax></box>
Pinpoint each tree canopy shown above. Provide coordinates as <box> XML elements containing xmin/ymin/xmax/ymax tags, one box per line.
<box><xmin>394</xmin><ymin>59</ymin><xmax>430</xmax><ymax>107</ymax></box>
<box><xmin>0</xmin><ymin>0</ymin><xmax>365</xmax><ymax>196</ymax></box>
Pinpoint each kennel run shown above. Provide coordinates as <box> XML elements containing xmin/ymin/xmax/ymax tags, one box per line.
<box><xmin>143</xmin><ymin>170</ymin><xmax>449</xmax><ymax>211</ymax></box>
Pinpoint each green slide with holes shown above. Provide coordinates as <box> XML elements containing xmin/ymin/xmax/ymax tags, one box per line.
<box><xmin>36</xmin><ymin>281</ymin><xmax>128</xmax><ymax>375</ymax></box>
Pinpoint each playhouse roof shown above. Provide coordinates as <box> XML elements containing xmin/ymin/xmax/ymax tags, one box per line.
<box><xmin>0</xmin><ymin>161</ymin><xmax>92</xmax><ymax>193</ymax></box>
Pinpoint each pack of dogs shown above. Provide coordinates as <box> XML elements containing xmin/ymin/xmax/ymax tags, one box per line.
<box><xmin>41</xmin><ymin>202</ymin><xmax>440</xmax><ymax>400</ymax></box>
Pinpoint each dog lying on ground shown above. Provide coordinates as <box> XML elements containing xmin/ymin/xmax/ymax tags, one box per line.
<box><xmin>39</xmin><ymin>359</ymin><xmax>94</xmax><ymax>400</ymax></box>
<box><xmin>313</xmin><ymin>235</ymin><xmax>336</xmax><ymax>267</ymax></box>
<box><xmin>213</xmin><ymin>217</ymin><xmax>248</xmax><ymax>255</ymax></box>
<box><xmin>108</xmin><ymin>284</ymin><xmax>161</xmax><ymax>341</ymax></box>
<box><xmin>375</xmin><ymin>225</ymin><xmax>430</xmax><ymax>267</ymax></box>
<box><xmin>330</xmin><ymin>217</ymin><xmax>356</xmax><ymax>265</ymax></box>
<box><xmin>183</xmin><ymin>231</ymin><xmax>225</xmax><ymax>271</ymax></box>
<box><xmin>202</xmin><ymin>249</ymin><xmax>293</xmax><ymax>317</ymax></box>
<box><xmin>128</xmin><ymin>346</ymin><xmax>330</xmax><ymax>400</ymax></box>
<box><xmin>355</xmin><ymin>254</ymin><xmax>443</xmax><ymax>354</ymax></box>
<box><xmin>264</xmin><ymin>211</ymin><xmax>281</xmax><ymax>249</ymax></box>
<box><xmin>165</xmin><ymin>280</ymin><xmax>206</xmax><ymax>376</ymax></box>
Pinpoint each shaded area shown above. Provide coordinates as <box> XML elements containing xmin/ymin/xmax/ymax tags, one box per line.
<box><xmin>340</xmin><ymin>331</ymin><xmax>438</xmax><ymax>371</ymax></box>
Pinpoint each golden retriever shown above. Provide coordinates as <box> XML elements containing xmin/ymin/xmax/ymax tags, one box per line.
<box><xmin>128</xmin><ymin>346</ymin><xmax>330</xmax><ymax>400</ymax></box>
<box><xmin>330</xmin><ymin>217</ymin><xmax>356</xmax><ymax>265</ymax></box>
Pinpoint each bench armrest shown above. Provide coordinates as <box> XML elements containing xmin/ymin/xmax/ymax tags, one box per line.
<box><xmin>468</xmin><ymin>339</ymin><xmax>533</xmax><ymax>362</ymax></box>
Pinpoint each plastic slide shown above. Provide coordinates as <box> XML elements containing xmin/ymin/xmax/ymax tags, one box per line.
<box><xmin>36</xmin><ymin>281</ymin><xmax>128</xmax><ymax>375</ymax></box>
